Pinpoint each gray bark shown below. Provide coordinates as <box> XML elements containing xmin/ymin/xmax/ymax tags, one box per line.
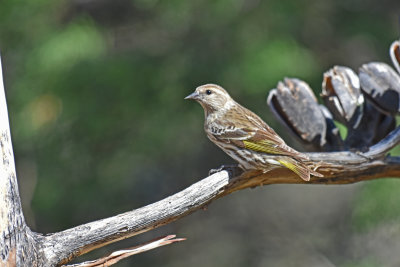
<box><xmin>0</xmin><ymin>55</ymin><xmax>398</xmax><ymax>266</ymax></box>
<box><xmin>0</xmin><ymin>58</ymin><xmax>39</xmax><ymax>266</ymax></box>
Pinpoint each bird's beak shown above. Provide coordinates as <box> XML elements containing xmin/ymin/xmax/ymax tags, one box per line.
<box><xmin>185</xmin><ymin>91</ymin><xmax>200</xmax><ymax>100</ymax></box>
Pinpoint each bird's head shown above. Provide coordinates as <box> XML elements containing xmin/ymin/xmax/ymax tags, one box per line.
<box><xmin>185</xmin><ymin>84</ymin><xmax>234</xmax><ymax>114</ymax></box>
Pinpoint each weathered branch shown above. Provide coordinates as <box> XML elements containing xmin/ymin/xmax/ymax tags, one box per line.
<box><xmin>39</xmin><ymin>126</ymin><xmax>400</xmax><ymax>266</ymax></box>
<box><xmin>64</xmin><ymin>235</ymin><xmax>185</xmax><ymax>267</ymax></box>
<box><xmin>0</xmin><ymin>57</ymin><xmax>38</xmax><ymax>265</ymax></box>
<box><xmin>1</xmin><ymin>41</ymin><xmax>399</xmax><ymax>266</ymax></box>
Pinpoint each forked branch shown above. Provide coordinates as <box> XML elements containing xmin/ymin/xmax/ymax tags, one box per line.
<box><xmin>40</xmin><ymin>126</ymin><xmax>400</xmax><ymax>266</ymax></box>
<box><xmin>1</xmin><ymin>39</ymin><xmax>400</xmax><ymax>266</ymax></box>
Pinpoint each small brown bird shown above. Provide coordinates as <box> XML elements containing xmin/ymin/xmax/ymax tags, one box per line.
<box><xmin>185</xmin><ymin>84</ymin><xmax>322</xmax><ymax>181</ymax></box>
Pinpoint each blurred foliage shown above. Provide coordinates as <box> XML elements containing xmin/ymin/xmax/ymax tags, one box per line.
<box><xmin>352</xmin><ymin>144</ymin><xmax>400</xmax><ymax>232</ymax></box>
<box><xmin>0</xmin><ymin>0</ymin><xmax>400</xmax><ymax>266</ymax></box>
<box><xmin>342</xmin><ymin>259</ymin><xmax>379</xmax><ymax>267</ymax></box>
<box><xmin>352</xmin><ymin>179</ymin><xmax>400</xmax><ymax>231</ymax></box>
<box><xmin>334</xmin><ymin>121</ymin><xmax>349</xmax><ymax>140</ymax></box>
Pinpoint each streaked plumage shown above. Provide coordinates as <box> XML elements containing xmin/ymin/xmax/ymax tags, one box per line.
<box><xmin>185</xmin><ymin>84</ymin><xmax>322</xmax><ymax>181</ymax></box>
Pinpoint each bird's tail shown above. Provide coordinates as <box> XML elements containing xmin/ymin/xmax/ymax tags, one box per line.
<box><xmin>277</xmin><ymin>157</ymin><xmax>323</xmax><ymax>181</ymax></box>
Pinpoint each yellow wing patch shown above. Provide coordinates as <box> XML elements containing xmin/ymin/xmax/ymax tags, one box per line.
<box><xmin>243</xmin><ymin>140</ymin><xmax>281</xmax><ymax>154</ymax></box>
<box><xmin>277</xmin><ymin>159</ymin><xmax>310</xmax><ymax>181</ymax></box>
<box><xmin>277</xmin><ymin>159</ymin><xmax>297</xmax><ymax>173</ymax></box>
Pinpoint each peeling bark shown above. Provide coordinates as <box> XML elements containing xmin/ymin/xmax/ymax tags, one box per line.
<box><xmin>0</xmin><ymin>58</ymin><xmax>39</xmax><ymax>266</ymax></box>
<box><xmin>0</xmin><ymin>55</ymin><xmax>398</xmax><ymax>266</ymax></box>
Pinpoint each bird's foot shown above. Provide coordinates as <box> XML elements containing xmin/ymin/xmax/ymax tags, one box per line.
<box><xmin>208</xmin><ymin>164</ymin><xmax>243</xmax><ymax>177</ymax></box>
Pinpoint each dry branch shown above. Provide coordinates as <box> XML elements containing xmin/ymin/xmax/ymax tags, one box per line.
<box><xmin>63</xmin><ymin>235</ymin><xmax>185</xmax><ymax>267</ymax></box>
<box><xmin>0</xmin><ymin>42</ymin><xmax>399</xmax><ymax>266</ymax></box>
<box><xmin>0</xmin><ymin>56</ymin><xmax>38</xmax><ymax>266</ymax></box>
<box><xmin>39</xmin><ymin>126</ymin><xmax>400</xmax><ymax>266</ymax></box>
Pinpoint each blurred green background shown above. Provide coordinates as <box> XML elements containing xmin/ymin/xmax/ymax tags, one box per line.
<box><xmin>1</xmin><ymin>0</ymin><xmax>400</xmax><ymax>266</ymax></box>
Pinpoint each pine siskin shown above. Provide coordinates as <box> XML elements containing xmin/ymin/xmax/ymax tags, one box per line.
<box><xmin>185</xmin><ymin>84</ymin><xmax>322</xmax><ymax>181</ymax></box>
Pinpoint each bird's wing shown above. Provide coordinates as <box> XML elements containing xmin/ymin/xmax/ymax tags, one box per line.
<box><xmin>210</xmin><ymin>125</ymin><xmax>254</xmax><ymax>140</ymax></box>
<box><xmin>213</xmin><ymin>106</ymin><xmax>308</xmax><ymax>160</ymax></box>
<box><xmin>242</xmin><ymin>129</ymin><xmax>308</xmax><ymax>159</ymax></box>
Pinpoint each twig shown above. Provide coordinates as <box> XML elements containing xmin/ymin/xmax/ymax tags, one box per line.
<box><xmin>62</xmin><ymin>235</ymin><xmax>185</xmax><ymax>267</ymax></box>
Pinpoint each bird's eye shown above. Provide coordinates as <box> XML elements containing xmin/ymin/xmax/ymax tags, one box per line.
<box><xmin>206</xmin><ymin>90</ymin><xmax>212</xmax><ymax>95</ymax></box>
